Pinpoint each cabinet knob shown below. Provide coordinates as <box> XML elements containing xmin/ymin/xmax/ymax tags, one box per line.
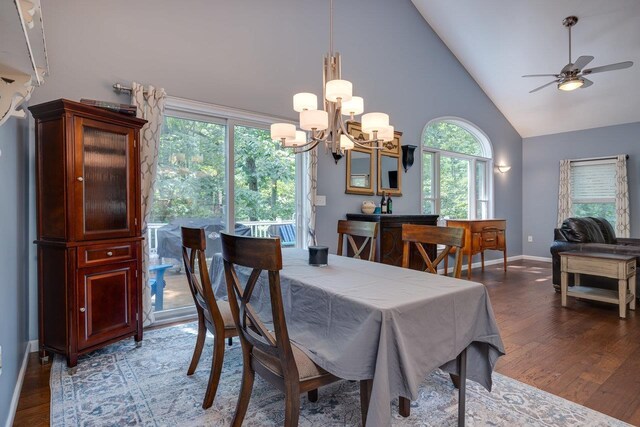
<box><xmin>106</xmin><ymin>251</ymin><xmax>113</xmax><ymax>257</ymax></box>
<box><xmin>77</xmin><ymin>177</ymin><xmax>84</xmax><ymax>182</ymax></box>
<box><xmin>79</xmin><ymin>307</ymin><xmax>86</xmax><ymax>313</ymax></box>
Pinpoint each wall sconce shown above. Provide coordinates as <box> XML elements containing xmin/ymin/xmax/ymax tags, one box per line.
<box><xmin>401</xmin><ymin>144</ymin><xmax>417</xmax><ymax>172</ymax></box>
<box><xmin>496</xmin><ymin>164</ymin><xmax>511</xmax><ymax>173</ymax></box>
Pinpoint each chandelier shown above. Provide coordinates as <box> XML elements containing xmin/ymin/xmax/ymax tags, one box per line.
<box><xmin>270</xmin><ymin>0</ymin><xmax>394</xmax><ymax>158</ymax></box>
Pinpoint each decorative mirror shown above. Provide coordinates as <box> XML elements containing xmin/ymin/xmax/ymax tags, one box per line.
<box><xmin>345</xmin><ymin>122</ymin><xmax>374</xmax><ymax>195</ymax></box>
<box><xmin>377</xmin><ymin>129</ymin><xmax>402</xmax><ymax>196</ymax></box>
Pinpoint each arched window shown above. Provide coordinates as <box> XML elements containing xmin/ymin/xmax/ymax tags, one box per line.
<box><xmin>422</xmin><ymin>118</ymin><xmax>493</xmax><ymax>220</ymax></box>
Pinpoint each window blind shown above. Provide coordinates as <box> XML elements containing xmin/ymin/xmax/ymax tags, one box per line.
<box><xmin>570</xmin><ymin>160</ymin><xmax>616</xmax><ymax>202</ymax></box>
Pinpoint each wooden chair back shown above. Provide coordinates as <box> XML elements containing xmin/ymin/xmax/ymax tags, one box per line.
<box><xmin>401</xmin><ymin>224</ymin><xmax>465</xmax><ymax>278</ymax></box>
<box><xmin>220</xmin><ymin>233</ymin><xmax>300</xmax><ymax>381</ymax></box>
<box><xmin>336</xmin><ymin>220</ymin><xmax>379</xmax><ymax>261</ymax></box>
<box><xmin>181</xmin><ymin>227</ymin><xmax>226</xmax><ymax>330</ymax></box>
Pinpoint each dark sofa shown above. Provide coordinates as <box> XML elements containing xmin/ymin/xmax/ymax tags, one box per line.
<box><xmin>550</xmin><ymin>217</ymin><xmax>640</xmax><ymax>295</ymax></box>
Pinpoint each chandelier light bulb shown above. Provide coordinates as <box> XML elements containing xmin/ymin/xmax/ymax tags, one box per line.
<box><xmin>325</xmin><ymin>79</ymin><xmax>353</xmax><ymax>102</ymax></box>
<box><xmin>293</xmin><ymin>93</ymin><xmax>318</xmax><ymax>112</ymax></box>
<box><xmin>284</xmin><ymin>130</ymin><xmax>308</xmax><ymax>147</ymax></box>
<box><xmin>339</xmin><ymin>134</ymin><xmax>354</xmax><ymax>150</ymax></box>
<box><xmin>300</xmin><ymin>110</ymin><xmax>329</xmax><ymax>131</ymax></box>
<box><xmin>341</xmin><ymin>96</ymin><xmax>364</xmax><ymax>116</ymax></box>
<box><xmin>377</xmin><ymin>125</ymin><xmax>395</xmax><ymax>142</ymax></box>
<box><xmin>361</xmin><ymin>112</ymin><xmax>389</xmax><ymax>134</ymax></box>
<box><xmin>270</xmin><ymin>123</ymin><xmax>296</xmax><ymax>141</ymax></box>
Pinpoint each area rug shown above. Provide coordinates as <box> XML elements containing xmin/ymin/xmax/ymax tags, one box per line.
<box><xmin>50</xmin><ymin>323</ymin><xmax>628</xmax><ymax>426</ymax></box>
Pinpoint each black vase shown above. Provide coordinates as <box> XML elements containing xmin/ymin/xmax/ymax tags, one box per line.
<box><xmin>401</xmin><ymin>145</ymin><xmax>417</xmax><ymax>172</ymax></box>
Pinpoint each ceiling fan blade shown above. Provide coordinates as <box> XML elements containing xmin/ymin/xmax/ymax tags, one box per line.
<box><xmin>581</xmin><ymin>78</ymin><xmax>594</xmax><ymax>89</ymax></box>
<box><xmin>522</xmin><ymin>73</ymin><xmax>560</xmax><ymax>78</ymax></box>
<box><xmin>529</xmin><ymin>80</ymin><xmax>559</xmax><ymax>93</ymax></box>
<box><xmin>572</xmin><ymin>55</ymin><xmax>594</xmax><ymax>71</ymax></box>
<box><xmin>582</xmin><ymin>61</ymin><xmax>633</xmax><ymax>75</ymax></box>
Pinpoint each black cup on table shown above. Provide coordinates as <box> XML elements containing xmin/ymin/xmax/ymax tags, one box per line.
<box><xmin>308</xmin><ymin>246</ymin><xmax>329</xmax><ymax>266</ymax></box>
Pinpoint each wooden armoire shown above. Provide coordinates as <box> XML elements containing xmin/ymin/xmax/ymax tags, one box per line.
<box><xmin>30</xmin><ymin>99</ymin><xmax>147</xmax><ymax>368</ymax></box>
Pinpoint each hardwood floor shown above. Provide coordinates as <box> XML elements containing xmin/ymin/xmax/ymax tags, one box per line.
<box><xmin>13</xmin><ymin>259</ymin><xmax>640</xmax><ymax>426</ymax></box>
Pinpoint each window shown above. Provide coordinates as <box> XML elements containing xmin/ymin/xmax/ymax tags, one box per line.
<box><xmin>148</xmin><ymin>99</ymin><xmax>303</xmax><ymax>318</ymax></box>
<box><xmin>570</xmin><ymin>159</ymin><xmax>617</xmax><ymax>229</ymax></box>
<box><xmin>421</xmin><ymin>119</ymin><xmax>493</xmax><ymax>220</ymax></box>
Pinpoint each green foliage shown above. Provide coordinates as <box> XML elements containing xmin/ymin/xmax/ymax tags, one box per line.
<box><xmin>573</xmin><ymin>203</ymin><xmax>617</xmax><ymax>229</ymax></box>
<box><xmin>150</xmin><ymin>117</ymin><xmax>296</xmax><ymax>223</ymax></box>
<box><xmin>423</xmin><ymin>122</ymin><xmax>483</xmax><ymax>156</ymax></box>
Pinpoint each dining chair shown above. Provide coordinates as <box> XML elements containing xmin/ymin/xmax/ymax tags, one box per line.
<box><xmin>336</xmin><ymin>219</ymin><xmax>379</xmax><ymax>261</ymax></box>
<box><xmin>221</xmin><ymin>233</ymin><xmax>358</xmax><ymax>427</ymax></box>
<box><xmin>181</xmin><ymin>227</ymin><xmax>239</xmax><ymax>409</ymax></box>
<box><xmin>401</xmin><ymin>224</ymin><xmax>465</xmax><ymax>278</ymax></box>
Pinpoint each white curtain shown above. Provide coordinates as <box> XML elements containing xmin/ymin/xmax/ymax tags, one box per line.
<box><xmin>305</xmin><ymin>147</ymin><xmax>318</xmax><ymax>247</ymax></box>
<box><xmin>615</xmin><ymin>155</ymin><xmax>630</xmax><ymax>237</ymax></box>
<box><xmin>557</xmin><ymin>159</ymin><xmax>572</xmax><ymax>227</ymax></box>
<box><xmin>132</xmin><ymin>82</ymin><xmax>166</xmax><ymax>326</ymax></box>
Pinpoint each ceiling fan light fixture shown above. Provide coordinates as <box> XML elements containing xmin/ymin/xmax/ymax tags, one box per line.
<box><xmin>558</xmin><ymin>77</ymin><xmax>584</xmax><ymax>91</ymax></box>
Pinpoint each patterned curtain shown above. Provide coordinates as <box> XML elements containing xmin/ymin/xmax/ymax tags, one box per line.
<box><xmin>557</xmin><ymin>159</ymin><xmax>572</xmax><ymax>227</ymax></box>
<box><xmin>132</xmin><ymin>82</ymin><xmax>166</xmax><ymax>326</ymax></box>
<box><xmin>615</xmin><ymin>155</ymin><xmax>630</xmax><ymax>237</ymax></box>
<box><xmin>305</xmin><ymin>147</ymin><xmax>318</xmax><ymax>247</ymax></box>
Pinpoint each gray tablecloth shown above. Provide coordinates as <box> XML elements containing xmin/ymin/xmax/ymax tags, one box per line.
<box><xmin>210</xmin><ymin>249</ymin><xmax>505</xmax><ymax>427</ymax></box>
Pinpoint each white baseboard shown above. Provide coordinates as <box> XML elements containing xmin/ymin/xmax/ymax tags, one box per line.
<box><xmin>521</xmin><ymin>255</ymin><xmax>552</xmax><ymax>262</ymax></box>
<box><xmin>29</xmin><ymin>339</ymin><xmax>38</xmax><ymax>352</ymax></box>
<box><xmin>459</xmin><ymin>254</ymin><xmax>523</xmax><ymax>272</ymax></box>
<box><xmin>5</xmin><ymin>342</ymin><xmax>31</xmax><ymax>427</ymax></box>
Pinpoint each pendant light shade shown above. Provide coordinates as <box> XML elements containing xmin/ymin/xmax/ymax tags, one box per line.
<box><xmin>362</xmin><ymin>112</ymin><xmax>389</xmax><ymax>134</ymax></box>
<box><xmin>293</xmin><ymin>93</ymin><xmax>318</xmax><ymax>112</ymax></box>
<box><xmin>300</xmin><ymin>110</ymin><xmax>329</xmax><ymax>131</ymax></box>
<box><xmin>339</xmin><ymin>134</ymin><xmax>354</xmax><ymax>150</ymax></box>
<box><xmin>377</xmin><ymin>125</ymin><xmax>394</xmax><ymax>142</ymax></box>
<box><xmin>325</xmin><ymin>79</ymin><xmax>353</xmax><ymax>102</ymax></box>
<box><xmin>270</xmin><ymin>123</ymin><xmax>296</xmax><ymax>141</ymax></box>
<box><xmin>341</xmin><ymin>96</ymin><xmax>364</xmax><ymax>116</ymax></box>
<box><xmin>284</xmin><ymin>130</ymin><xmax>308</xmax><ymax>147</ymax></box>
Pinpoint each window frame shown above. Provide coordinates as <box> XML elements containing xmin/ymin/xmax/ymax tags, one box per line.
<box><xmin>420</xmin><ymin>117</ymin><xmax>495</xmax><ymax>220</ymax></box>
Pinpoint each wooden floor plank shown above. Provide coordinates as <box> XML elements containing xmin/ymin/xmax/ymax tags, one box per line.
<box><xmin>12</xmin><ymin>259</ymin><xmax>640</xmax><ymax>425</ymax></box>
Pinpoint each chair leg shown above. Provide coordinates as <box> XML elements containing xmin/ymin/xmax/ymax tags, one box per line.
<box><xmin>307</xmin><ymin>389</ymin><xmax>318</xmax><ymax>402</ymax></box>
<box><xmin>228</xmin><ymin>337</ymin><xmax>233</xmax><ymax>346</ymax></box>
<box><xmin>399</xmin><ymin>396</ymin><xmax>410</xmax><ymax>417</ymax></box>
<box><xmin>284</xmin><ymin>383</ymin><xmax>301</xmax><ymax>427</ymax></box>
<box><xmin>202</xmin><ymin>334</ymin><xmax>225</xmax><ymax>409</ymax></box>
<box><xmin>187</xmin><ymin>317</ymin><xmax>206</xmax><ymax>375</ymax></box>
<box><xmin>232</xmin><ymin>357</ymin><xmax>255</xmax><ymax>427</ymax></box>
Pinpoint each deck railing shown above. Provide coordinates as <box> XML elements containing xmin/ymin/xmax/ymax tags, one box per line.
<box><xmin>147</xmin><ymin>220</ymin><xmax>295</xmax><ymax>255</ymax></box>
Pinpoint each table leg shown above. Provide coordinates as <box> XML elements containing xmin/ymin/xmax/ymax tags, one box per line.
<box><xmin>630</xmin><ymin>274</ymin><xmax>636</xmax><ymax>311</ymax></box>
<box><xmin>574</xmin><ymin>273</ymin><xmax>581</xmax><ymax>287</ymax></box>
<box><xmin>561</xmin><ymin>271</ymin><xmax>568</xmax><ymax>307</ymax></box>
<box><xmin>503</xmin><ymin>247</ymin><xmax>507</xmax><ymax>272</ymax></box>
<box><xmin>457</xmin><ymin>347</ymin><xmax>467</xmax><ymax>427</ymax></box>
<box><xmin>619</xmin><ymin>279</ymin><xmax>627</xmax><ymax>319</ymax></box>
<box><xmin>155</xmin><ymin>269</ymin><xmax>166</xmax><ymax>311</ymax></box>
<box><xmin>467</xmin><ymin>254</ymin><xmax>472</xmax><ymax>280</ymax></box>
<box><xmin>481</xmin><ymin>251</ymin><xmax>485</xmax><ymax>271</ymax></box>
<box><xmin>359</xmin><ymin>379</ymin><xmax>372</xmax><ymax>427</ymax></box>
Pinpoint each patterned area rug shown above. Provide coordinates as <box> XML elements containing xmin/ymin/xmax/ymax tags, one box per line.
<box><xmin>51</xmin><ymin>323</ymin><xmax>628</xmax><ymax>426</ymax></box>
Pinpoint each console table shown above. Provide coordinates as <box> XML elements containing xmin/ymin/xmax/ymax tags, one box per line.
<box><xmin>560</xmin><ymin>252</ymin><xmax>636</xmax><ymax>318</ymax></box>
<box><xmin>345</xmin><ymin>214</ymin><xmax>439</xmax><ymax>270</ymax></box>
<box><xmin>445</xmin><ymin>219</ymin><xmax>507</xmax><ymax>279</ymax></box>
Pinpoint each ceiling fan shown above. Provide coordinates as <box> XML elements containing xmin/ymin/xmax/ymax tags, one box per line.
<box><xmin>523</xmin><ymin>16</ymin><xmax>634</xmax><ymax>93</ymax></box>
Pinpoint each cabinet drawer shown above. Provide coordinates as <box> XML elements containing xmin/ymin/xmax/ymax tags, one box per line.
<box><xmin>471</xmin><ymin>220</ymin><xmax>506</xmax><ymax>233</ymax></box>
<box><xmin>78</xmin><ymin>242</ymin><xmax>136</xmax><ymax>267</ymax></box>
<box><xmin>481</xmin><ymin>231</ymin><xmax>498</xmax><ymax>249</ymax></box>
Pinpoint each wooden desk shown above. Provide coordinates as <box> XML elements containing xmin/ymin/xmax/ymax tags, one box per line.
<box><xmin>560</xmin><ymin>252</ymin><xmax>636</xmax><ymax>318</ymax></box>
<box><xmin>446</xmin><ymin>219</ymin><xmax>507</xmax><ymax>279</ymax></box>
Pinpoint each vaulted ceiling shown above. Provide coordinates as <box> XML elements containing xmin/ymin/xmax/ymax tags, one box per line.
<box><xmin>412</xmin><ymin>0</ymin><xmax>640</xmax><ymax>137</ymax></box>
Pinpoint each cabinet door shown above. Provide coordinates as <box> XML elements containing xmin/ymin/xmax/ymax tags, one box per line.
<box><xmin>77</xmin><ymin>262</ymin><xmax>137</xmax><ymax>350</ymax></box>
<box><xmin>73</xmin><ymin>117</ymin><xmax>137</xmax><ymax>240</ymax></box>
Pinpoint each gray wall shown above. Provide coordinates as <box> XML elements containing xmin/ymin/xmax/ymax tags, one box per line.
<box><xmin>523</xmin><ymin>122</ymin><xmax>640</xmax><ymax>258</ymax></box>
<box><xmin>28</xmin><ymin>0</ymin><xmax>523</xmax><ymax>338</ymax></box>
<box><xmin>0</xmin><ymin>116</ymin><xmax>30</xmax><ymax>424</ymax></box>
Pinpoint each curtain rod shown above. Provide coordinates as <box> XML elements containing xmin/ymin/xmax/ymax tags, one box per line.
<box><xmin>113</xmin><ymin>83</ymin><xmax>148</xmax><ymax>95</ymax></box>
<box><xmin>570</xmin><ymin>154</ymin><xmax>629</xmax><ymax>162</ymax></box>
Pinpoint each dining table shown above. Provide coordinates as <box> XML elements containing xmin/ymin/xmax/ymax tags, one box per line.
<box><xmin>210</xmin><ymin>248</ymin><xmax>505</xmax><ymax>427</ymax></box>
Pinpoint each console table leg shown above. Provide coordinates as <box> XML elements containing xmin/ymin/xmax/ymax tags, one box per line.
<box><xmin>630</xmin><ymin>274</ymin><xmax>637</xmax><ymax>311</ymax></box>
<box><xmin>561</xmin><ymin>272</ymin><xmax>568</xmax><ymax>307</ymax></box>
<box><xmin>619</xmin><ymin>279</ymin><xmax>627</xmax><ymax>318</ymax></box>
<box><xmin>467</xmin><ymin>254</ymin><xmax>472</xmax><ymax>280</ymax></box>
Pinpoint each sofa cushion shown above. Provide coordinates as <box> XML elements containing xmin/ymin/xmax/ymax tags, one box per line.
<box><xmin>590</xmin><ymin>217</ymin><xmax>617</xmax><ymax>244</ymax></box>
<box><xmin>560</xmin><ymin>217</ymin><xmax>606</xmax><ymax>243</ymax></box>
